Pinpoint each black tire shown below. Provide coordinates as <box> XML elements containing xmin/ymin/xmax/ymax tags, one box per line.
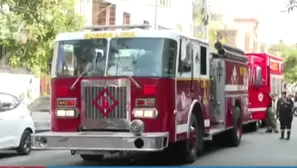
<box><xmin>80</xmin><ymin>154</ymin><xmax>104</xmax><ymax>161</ymax></box>
<box><xmin>260</xmin><ymin>119</ymin><xmax>266</xmax><ymax>127</ymax></box>
<box><xmin>172</xmin><ymin>114</ymin><xmax>200</xmax><ymax>163</ymax></box>
<box><xmin>249</xmin><ymin>121</ymin><xmax>259</xmax><ymax>132</ymax></box>
<box><xmin>17</xmin><ymin>129</ymin><xmax>32</xmax><ymax>155</ymax></box>
<box><xmin>196</xmin><ymin>116</ymin><xmax>204</xmax><ymax>156</ymax></box>
<box><xmin>213</xmin><ymin>107</ymin><xmax>242</xmax><ymax>147</ymax></box>
<box><xmin>228</xmin><ymin>107</ymin><xmax>242</xmax><ymax>147</ymax></box>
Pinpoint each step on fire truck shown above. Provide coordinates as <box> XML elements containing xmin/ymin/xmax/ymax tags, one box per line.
<box><xmin>246</xmin><ymin>53</ymin><xmax>284</xmax><ymax>127</ymax></box>
<box><xmin>32</xmin><ymin>24</ymin><xmax>248</xmax><ymax>163</ymax></box>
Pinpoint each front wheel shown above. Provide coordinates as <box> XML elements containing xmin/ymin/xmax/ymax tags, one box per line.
<box><xmin>80</xmin><ymin>154</ymin><xmax>104</xmax><ymax>162</ymax></box>
<box><xmin>170</xmin><ymin>114</ymin><xmax>202</xmax><ymax>163</ymax></box>
<box><xmin>17</xmin><ymin>129</ymin><xmax>32</xmax><ymax>155</ymax></box>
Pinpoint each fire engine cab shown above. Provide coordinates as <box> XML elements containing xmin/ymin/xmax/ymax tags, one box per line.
<box><xmin>32</xmin><ymin>25</ymin><xmax>247</xmax><ymax>163</ymax></box>
<box><xmin>246</xmin><ymin>53</ymin><xmax>284</xmax><ymax>125</ymax></box>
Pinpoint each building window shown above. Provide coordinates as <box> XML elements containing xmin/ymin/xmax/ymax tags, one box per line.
<box><xmin>159</xmin><ymin>0</ymin><xmax>171</xmax><ymax>7</ymax></box>
<box><xmin>123</xmin><ymin>12</ymin><xmax>130</xmax><ymax>25</ymax></box>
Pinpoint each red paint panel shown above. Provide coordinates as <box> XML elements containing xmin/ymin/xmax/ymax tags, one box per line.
<box><xmin>50</xmin><ymin>77</ymin><xmax>176</xmax><ymax>142</ymax></box>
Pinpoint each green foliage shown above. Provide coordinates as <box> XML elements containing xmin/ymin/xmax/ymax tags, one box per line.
<box><xmin>192</xmin><ymin>0</ymin><xmax>225</xmax><ymax>49</ymax></box>
<box><xmin>286</xmin><ymin>0</ymin><xmax>297</xmax><ymax>12</ymax></box>
<box><xmin>269</xmin><ymin>43</ymin><xmax>297</xmax><ymax>83</ymax></box>
<box><xmin>0</xmin><ymin>0</ymin><xmax>85</xmax><ymax>75</ymax></box>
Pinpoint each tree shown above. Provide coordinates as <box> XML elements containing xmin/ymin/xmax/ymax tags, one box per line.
<box><xmin>0</xmin><ymin>0</ymin><xmax>85</xmax><ymax>74</ymax></box>
<box><xmin>269</xmin><ymin>43</ymin><xmax>297</xmax><ymax>83</ymax></box>
<box><xmin>286</xmin><ymin>0</ymin><xmax>297</xmax><ymax>12</ymax></box>
<box><xmin>192</xmin><ymin>0</ymin><xmax>225</xmax><ymax>50</ymax></box>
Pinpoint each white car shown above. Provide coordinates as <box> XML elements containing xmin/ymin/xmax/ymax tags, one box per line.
<box><xmin>28</xmin><ymin>96</ymin><xmax>51</xmax><ymax>132</ymax></box>
<box><xmin>0</xmin><ymin>92</ymin><xmax>35</xmax><ymax>155</ymax></box>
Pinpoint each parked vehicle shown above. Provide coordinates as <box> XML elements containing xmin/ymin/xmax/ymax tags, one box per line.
<box><xmin>28</xmin><ymin>96</ymin><xmax>51</xmax><ymax>132</ymax></box>
<box><xmin>32</xmin><ymin>25</ymin><xmax>247</xmax><ymax>163</ymax></box>
<box><xmin>0</xmin><ymin>92</ymin><xmax>35</xmax><ymax>155</ymax></box>
<box><xmin>245</xmin><ymin>53</ymin><xmax>284</xmax><ymax>127</ymax></box>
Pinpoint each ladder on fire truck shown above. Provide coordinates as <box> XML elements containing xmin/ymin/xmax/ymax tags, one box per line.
<box><xmin>82</xmin><ymin>24</ymin><xmax>151</xmax><ymax>31</ymax></box>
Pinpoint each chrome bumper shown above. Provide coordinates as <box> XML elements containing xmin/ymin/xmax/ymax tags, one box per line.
<box><xmin>32</xmin><ymin>131</ymin><xmax>169</xmax><ymax>151</ymax></box>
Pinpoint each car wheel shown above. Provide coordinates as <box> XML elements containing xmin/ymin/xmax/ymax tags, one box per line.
<box><xmin>80</xmin><ymin>154</ymin><xmax>104</xmax><ymax>161</ymax></box>
<box><xmin>17</xmin><ymin>129</ymin><xmax>32</xmax><ymax>155</ymax></box>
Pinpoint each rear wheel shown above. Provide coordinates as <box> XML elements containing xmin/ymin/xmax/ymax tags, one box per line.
<box><xmin>228</xmin><ymin>116</ymin><xmax>242</xmax><ymax>147</ymax></box>
<box><xmin>248</xmin><ymin>121</ymin><xmax>259</xmax><ymax>132</ymax></box>
<box><xmin>213</xmin><ymin>107</ymin><xmax>242</xmax><ymax>147</ymax></box>
<box><xmin>80</xmin><ymin>154</ymin><xmax>104</xmax><ymax>162</ymax></box>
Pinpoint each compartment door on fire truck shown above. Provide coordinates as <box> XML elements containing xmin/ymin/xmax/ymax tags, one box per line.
<box><xmin>211</xmin><ymin>58</ymin><xmax>225</xmax><ymax>123</ymax></box>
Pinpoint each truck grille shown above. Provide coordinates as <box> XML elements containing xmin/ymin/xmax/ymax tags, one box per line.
<box><xmin>83</xmin><ymin>86</ymin><xmax>128</xmax><ymax>119</ymax></box>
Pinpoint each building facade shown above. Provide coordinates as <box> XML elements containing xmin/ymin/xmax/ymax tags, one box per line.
<box><xmin>216</xmin><ymin>17</ymin><xmax>260</xmax><ymax>52</ymax></box>
<box><xmin>76</xmin><ymin>0</ymin><xmax>193</xmax><ymax>34</ymax></box>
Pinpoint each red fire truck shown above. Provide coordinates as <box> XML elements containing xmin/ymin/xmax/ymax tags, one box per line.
<box><xmin>32</xmin><ymin>25</ymin><xmax>247</xmax><ymax>163</ymax></box>
<box><xmin>245</xmin><ymin>53</ymin><xmax>284</xmax><ymax>127</ymax></box>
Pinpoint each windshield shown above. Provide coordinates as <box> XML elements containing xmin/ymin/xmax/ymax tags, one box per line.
<box><xmin>52</xmin><ymin>37</ymin><xmax>177</xmax><ymax>77</ymax></box>
<box><xmin>52</xmin><ymin>39</ymin><xmax>108</xmax><ymax>77</ymax></box>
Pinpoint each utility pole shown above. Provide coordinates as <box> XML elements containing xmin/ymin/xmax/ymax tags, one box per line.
<box><xmin>154</xmin><ymin>0</ymin><xmax>158</xmax><ymax>30</ymax></box>
<box><xmin>201</xmin><ymin>0</ymin><xmax>209</xmax><ymax>41</ymax></box>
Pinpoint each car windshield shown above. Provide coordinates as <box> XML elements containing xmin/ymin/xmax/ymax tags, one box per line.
<box><xmin>52</xmin><ymin>37</ymin><xmax>177</xmax><ymax>77</ymax></box>
<box><xmin>28</xmin><ymin>96</ymin><xmax>50</xmax><ymax>112</ymax></box>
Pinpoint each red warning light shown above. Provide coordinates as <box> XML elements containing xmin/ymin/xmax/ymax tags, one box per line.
<box><xmin>143</xmin><ymin>85</ymin><xmax>156</xmax><ymax>95</ymax></box>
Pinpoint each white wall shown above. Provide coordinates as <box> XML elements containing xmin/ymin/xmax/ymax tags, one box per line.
<box><xmin>75</xmin><ymin>0</ymin><xmax>93</xmax><ymax>26</ymax></box>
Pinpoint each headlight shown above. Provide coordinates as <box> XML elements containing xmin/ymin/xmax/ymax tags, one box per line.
<box><xmin>133</xmin><ymin>108</ymin><xmax>158</xmax><ymax>118</ymax></box>
<box><xmin>129</xmin><ymin>119</ymin><xmax>144</xmax><ymax>136</ymax></box>
<box><xmin>56</xmin><ymin>109</ymin><xmax>76</xmax><ymax>117</ymax></box>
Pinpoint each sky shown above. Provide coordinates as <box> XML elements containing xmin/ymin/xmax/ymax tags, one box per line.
<box><xmin>208</xmin><ymin>0</ymin><xmax>297</xmax><ymax>44</ymax></box>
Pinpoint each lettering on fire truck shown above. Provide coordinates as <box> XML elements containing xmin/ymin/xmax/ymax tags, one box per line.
<box><xmin>239</xmin><ymin>67</ymin><xmax>248</xmax><ymax>76</ymax></box>
<box><xmin>84</xmin><ymin>32</ymin><xmax>136</xmax><ymax>39</ymax></box>
<box><xmin>201</xmin><ymin>80</ymin><xmax>209</xmax><ymax>105</ymax></box>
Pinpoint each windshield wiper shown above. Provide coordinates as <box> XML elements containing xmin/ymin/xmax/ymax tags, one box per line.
<box><xmin>70</xmin><ymin>64</ymin><xmax>91</xmax><ymax>90</ymax></box>
<box><xmin>112</xmin><ymin>61</ymin><xmax>141</xmax><ymax>88</ymax></box>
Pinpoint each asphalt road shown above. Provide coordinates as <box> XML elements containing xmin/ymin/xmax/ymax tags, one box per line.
<box><xmin>1</xmin><ymin>121</ymin><xmax>297</xmax><ymax>166</ymax></box>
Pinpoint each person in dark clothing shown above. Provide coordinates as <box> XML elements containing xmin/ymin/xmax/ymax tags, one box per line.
<box><xmin>276</xmin><ymin>91</ymin><xmax>294</xmax><ymax>140</ymax></box>
<box><xmin>265</xmin><ymin>94</ymin><xmax>278</xmax><ymax>133</ymax></box>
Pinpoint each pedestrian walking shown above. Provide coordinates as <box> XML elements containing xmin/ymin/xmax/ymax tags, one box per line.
<box><xmin>276</xmin><ymin>91</ymin><xmax>294</xmax><ymax>140</ymax></box>
<box><xmin>265</xmin><ymin>94</ymin><xmax>278</xmax><ymax>133</ymax></box>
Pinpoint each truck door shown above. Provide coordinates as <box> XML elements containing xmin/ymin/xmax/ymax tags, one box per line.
<box><xmin>176</xmin><ymin>39</ymin><xmax>193</xmax><ymax>114</ymax></box>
